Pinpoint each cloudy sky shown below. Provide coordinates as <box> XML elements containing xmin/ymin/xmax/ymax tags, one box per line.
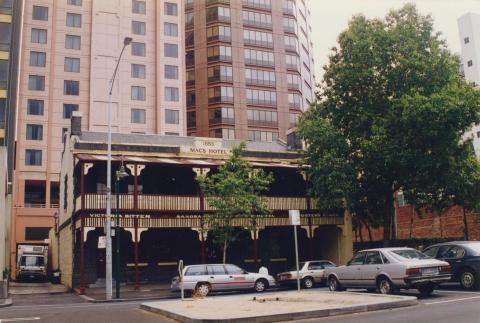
<box><xmin>310</xmin><ymin>0</ymin><xmax>480</xmax><ymax>80</ymax></box>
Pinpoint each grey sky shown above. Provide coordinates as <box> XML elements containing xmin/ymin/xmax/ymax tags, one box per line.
<box><xmin>310</xmin><ymin>0</ymin><xmax>480</xmax><ymax>80</ymax></box>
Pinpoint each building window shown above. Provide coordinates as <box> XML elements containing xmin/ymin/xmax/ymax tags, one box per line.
<box><xmin>243</xmin><ymin>29</ymin><xmax>273</xmax><ymax>47</ymax></box>
<box><xmin>27</xmin><ymin>99</ymin><xmax>44</xmax><ymax>115</ymax></box>
<box><xmin>0</xmin><ymin>60</ymin><xmax>6</xmax><ymax>89</ymax></box>
<box><xmin>164</xmin><ymin>22</ymin><xmax>178</xmax><ymax>37</ymax></box>
<box><xmin>289</xmin><ymin>113</ymin><xmax>300</xmax><ymax>128</ymax></box>
<box><xmin>28</xmin><ymin>75</ymin><xmax>45</xmax><ymax>91</ymax></box>
<box><xmin>207</xmin><ymin>45</ymin><xmax>232</xmax><ymax>62</ymax></box>
<box><xmin>284</xmin><ymin>35</ymin><xmax>299</xmax><ymax>52</ymax></box>
<box><xmin>64</xmin><ymin>80</ymin><xmax>79</xmax><ymax>95</ymax></box>
<box><xmin>67</xmin><ymin>0</ymin><xmax>82</xmax><ymax>5</ymax></box>
<box><xmin>288</xmin><ymin>92</ymin><xmax>302</xmax><ymax>109</ymax></box>
<box><xmin>209</xmin><ymin>128</ymin><xmax>235</xmax><ymax>139</ymax></box>
<box><xmin>187</xmin><ymin>111</ymin><xmax>196</xmax><ymax>128</ymax></box>
<box><xmin>165</xmin><ymin>87</ymin><xmax>179</xmax><ymax>102</ymax></box>
<box><xmin>131</xmin><ymin>64</ymin><xmax>146</xmax><ymax>78</ymax></box>
<box><xmin>63</xmin><ymin>104</ymin><xmax>78</xmax><ymax>119</ymax></box>
<box><xmin>0</xmin><ymin>22</ymin><xmax>12</xmax><ymax>51</ymax></box>
<box><xmin>206</xmin><ymin>25</ymin><xmax>231</xmax><ymax>42</ymax></box>
<box><xmin>131</xmin><ymin>86</ymin><xmax>146</xmax><ymax>101</ymax></box>
<box><xmin>32</xmin><ymin>6</ymin><xmax>48</xmax><ymax>21</ymax></box>
<box><xmin>243</xmin><ymin>0</ymin><xmax>271</xmax><ymax>10</ymax></box>
<box><xmin>66</xmin><ymin>13</ymin><xmax>81</xmax><ymax>27</ymax></box>
<box><xmin>206</xmin><ymin>6</ymin><xmax>231</xmax><ymax>23</ymax></box>
<box><xmin>164</xmin><ymin>43</ymin><xmax>178</xmax><ymax>58</ymax></box>
<box><xmin>164</xmin><ymin>2</ymin><xmax>177</xmax><ymax>16</ymax></box>
<box><xmin>283</xmin><ymin>17</ymin><xmax>297</xmax><ymax>33</ymax></box>
<box><xmin>244</xmin><ymin>48</ymin><xmax>274</xmax><ymax>66</ymax></box>
<box><xmin>185</xmin><ymin>30</ymin><xmax>194</xmax><ymax>46</ymax></box>
<box><xmin>132</xmin><ymin>0</ymin><xmax>146</xmax><ymax>14</ymax></box>
<box><xmin>164</xmin><ymin>65</ymin><xmax>178</xmax><ymax>79</ymax></box>
<box><xmin>65</xmin><ymin>35</ymin><xmax>81</xmax><ymax>49</ymax></box>
<box><xmin>247</xmin><ymin>109</ymin><xmax>277</xmax><ymax>127</ymax></box>
<box><xmin>131</xmin><ymin>108</ymin><xmax>146</xmax><ymax>124</ymax></box>
<box><xmin>186</xmin><ymin>70</ymin><xmax>195</xmax><ymax>86</ymax></box>
<box><xmin>246</xmin><ymin>89</ymin><xmax>276</xmax><ymax>105</ymax></box>
<box><xmin>245</xmin><ymin>68</ymin><xmax>275</xmax><ymax>86</ymax></box>
<box><xmin>31</xmin><ymin>28</ymin><xmax>47</xmax><ymax>44</ymax></box>
<box><xmin>242</xmin><ymin>10</ymin><xmax>272</xmax><ymax>28</ymax></box>
<box><xmin>209</xmin><ymin>107</ymin><xmax>234</xmax><ymax>124</ymax></box>
<box><xmin>30</xmin><ymin>51</ymin><xmax>46</xmax><ymax>67</ymax></box>
<box><xmin>131</xmin><ymin>42</ymin><xmax>146</xmax><ymax>56</ymax></box>
<box><xmin>26</xmin><ymin>124</ymin><xmax>43</xmax><ymax>140</ymax></box>
<box><xmin>286</xmin><ymin>54</ymin><xmax>300</xmax><ymax>70</ymax></box>
<box><xmin>467</xmin><ymin>60</ymin><xmax>473</xmax><ymax>67</ymax></box>
<box><xmin>25</xmin><ymin>227</ymin><xmax>50</xmax><ymax>241</ymax></box>
<box><xmin>186</xmin><ymin>50</ymin><xmax>195</xmax><ymax>66</ymax></box>
<box><xmin>64</xmin><ymin>57</ymin><xmax>80</xmax><ymax>72</ymax></box>
<box><xmin>208</xmin><ymin>65</ymin><xmax>233</xmax><ymax>82</ymax></box>
<box><xmin>287</xmin><ymin>73</ymin><xmax>301</xmax><ymax>90</ymax></box>
<box><xmin>248</xmin><ymin>130</ymin><xmax>278</xmax><ymax>142</ymax></box>
<box><xmin>165</xmin><ymin>109</ymin><xmax>179</xmax><ymax>124</ymax></box>
<box><xmin>208</xmin><ymin>86</ymin><xmax>233</xmax><ymax>103</ymax></box>
<box><xmin>464</xmin><ymin>37</ymin><xmax>470</xmax><ymax>44</ymax></box>
<box><xmin>186</xmin><ymin>91</ymin><xmax>196</xmax><ymax>107</ymax></box>
<box><xmin>132</xmin><ymin>20</ymin><xmax>146</xmax><ymax>35</ymax></box>
<box><xmin>25</xmin><ymin>149</ymin><xmax>42</xmax><ymax>166</ymax></box>
<box><xmin>185</xmin><ymin>12</ymin><xmax>194</xmax><ymax>27</ymax></box>
<box><xmin>24</xmin><ymin>180</ymin><xmax>46</xmax><ymax>205</ymax></box>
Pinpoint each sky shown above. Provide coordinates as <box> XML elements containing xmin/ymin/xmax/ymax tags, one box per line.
<box><xmin>309</xmin><ymin>0</ymin><xmax>480</xmax><ymax>80</ymax></box>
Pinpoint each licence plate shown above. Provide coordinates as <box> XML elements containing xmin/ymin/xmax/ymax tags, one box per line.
<box><xmin>279</xmin><ymin>275</ymin><xmax>287</xmax><ymax>280</ymax></box>
<box><xmin>421</xmin><ymin>267</ymin><xmax>439</xmax><ymax>275</ymax></box>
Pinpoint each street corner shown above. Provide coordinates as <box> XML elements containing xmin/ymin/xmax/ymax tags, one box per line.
<box><xmin>139</xmin><ymin>290</ymin><xmax>418</xmax><ymax>322</ymax></box>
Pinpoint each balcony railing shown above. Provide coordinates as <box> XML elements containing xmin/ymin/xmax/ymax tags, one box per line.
<box><xmin>76</xmin><ymin>194</ymin><xmax>314</xmax><ymax>212</ymax></box>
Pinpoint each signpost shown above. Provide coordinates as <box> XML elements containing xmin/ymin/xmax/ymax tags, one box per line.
<box><xmin>289</xmin><ymin>210</ymin><xmax>301</xmax><ymax>292</ymax></box>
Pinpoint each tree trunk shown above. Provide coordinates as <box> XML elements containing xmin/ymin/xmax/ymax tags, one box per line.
<box><xmin>463</xmin><ymin>206</ymin><xmax>469</xmax><ymax>240</ymax></box>
<box><xmin>383</xmin><ymin>190</ymin><xmax>394</xmax><ymax>247</ymax></box>
<box><xmin>222</xmin><ymin>240</ymin><xmax>228</xmax><ymax>264</ymax></box>
<box><xmin>358</xmin><ymin>221</ymin><xmax>364</xmax><ymax>243</ymax></box>
<box><xmin>366</xmin><ymin>222</ymin><xmax>373</xmax><ymax>242</ymax></box>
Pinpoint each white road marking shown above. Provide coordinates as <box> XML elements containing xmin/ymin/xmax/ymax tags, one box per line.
<box><xmin>424</xmin><ymin>295</ymin><xmax>480</xmax><ymax>305</ymax></box>
<box><xmin>0</xmin><ymin>318</ymin><xmax>41</xmax><ymax>322</ymax></box>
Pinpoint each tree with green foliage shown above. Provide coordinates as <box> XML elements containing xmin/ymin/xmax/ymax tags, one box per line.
<box><xmin>299</xmin><ymin>4</ymin><xmax>480</xmax><ymax>245</ymax></box>
<box><xmin>196</xmin><ymin>142</ymin><xmax>273</xmax><ymax>263</ymax></box>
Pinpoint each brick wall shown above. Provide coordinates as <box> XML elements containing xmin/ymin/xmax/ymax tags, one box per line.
<box><xmin>354</xmin><ymin>205</ymin><xmax>480</xmax><ymax>242</ymax></box>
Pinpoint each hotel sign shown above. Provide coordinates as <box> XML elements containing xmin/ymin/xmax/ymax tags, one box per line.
<box><xmin>181</xmin><ymin>138</ymin><xmax>231</xmax><ymax>156</ymax></box>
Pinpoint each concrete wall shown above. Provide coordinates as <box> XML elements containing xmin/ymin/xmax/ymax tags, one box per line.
<box><xmin>0</xmin><ymin>147</ymin><xmax>11</xmax><ymax>297</ymax></box>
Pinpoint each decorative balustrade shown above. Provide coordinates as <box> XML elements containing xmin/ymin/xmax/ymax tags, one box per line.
<box><xmin>78</xmin><ymin>194</ymin><xmax>314</xmax><ymax>212</ymax></box>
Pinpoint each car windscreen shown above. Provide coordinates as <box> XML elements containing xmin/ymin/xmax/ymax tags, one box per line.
<box><xmin>288</xmin><ymin>262</ymin><xmax>305</xmax><ymax>271</ymax></box>
<box><xmin>20</xmin><ymin>255</ymin><xmax>44</xmax><ymax>266</ymax></box>
<box><xmin>391</xmin><ymin>249</ymin><xmax>428</xmax><ymax>260</ymax></box>
<box><xmin>466</xmin><ymin>243</ymin><xmax>480</xmax><ymax>256</ymax></box>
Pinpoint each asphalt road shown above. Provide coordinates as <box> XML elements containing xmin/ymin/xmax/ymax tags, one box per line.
<box><xmin>1</xmin><ymin>285</ymin><xmax>479</xmax><ymax>323</ymax></box>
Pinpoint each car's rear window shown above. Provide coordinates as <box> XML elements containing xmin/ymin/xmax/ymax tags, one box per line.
<box><xmin>466</xmin><ymin>243</ymin><xmax>480</xmax><ymax>256</ymax></box>
<box><xmin>391</xmin><ymin>249</ymin><xmax>428</xmax><ymax>260</ymax></box>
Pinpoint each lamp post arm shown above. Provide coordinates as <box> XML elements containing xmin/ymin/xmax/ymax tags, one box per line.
<box><xmin>109</xmin><ymin>44</ymin><xmax>128</xmax><ymax>95</ymax></box>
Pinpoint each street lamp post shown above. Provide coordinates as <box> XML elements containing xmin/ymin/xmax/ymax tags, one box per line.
<box><xmin>115</xmin><ymin>164</ymin><xmax>129</xmax><ymax>299</ymax></box>
<box><xmin>105</xmin><ymin>37</ymin><xmax>132</xmax><ymax>301</ymax></box>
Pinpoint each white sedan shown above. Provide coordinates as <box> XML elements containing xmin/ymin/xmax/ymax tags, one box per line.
<box><xmin>276</xmin><ymin>260</ymin><xmax>336</xmax><ymax>288</ymax></box>
<box><xmin>325</xmin><ymin>248</ymin><xmax>451</xmax><ymax>296</ymax></box>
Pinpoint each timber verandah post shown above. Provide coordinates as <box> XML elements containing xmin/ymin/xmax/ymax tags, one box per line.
<box><xmin>80</xmin><ymin>162</ymin><xmax>85</xmax><ymax>209</ymax></box>
<box><xmin>134</xmin><ymin>217</ymin><xmax>139</xmax><ymax>291</ymax></box>
<box><xmin>79</xmin><ymin>214</ymin><xmax>86</xmax><ymax>294</ymax></box>
<box><xmin>303</xmin><ymin>172</ymin><xmax>314</xmax><ymax>259</ymax></box>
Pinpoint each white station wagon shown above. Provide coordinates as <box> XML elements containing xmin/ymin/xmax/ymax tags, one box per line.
<box><xmin>325</xmin><ymin>248</ymin><xmax>451</xmax><ymax>296</ymax></box>
<box><xmin>171</xmin><ymin>264</ymin><xmax>276</xmax><ymax>297</ymax></box>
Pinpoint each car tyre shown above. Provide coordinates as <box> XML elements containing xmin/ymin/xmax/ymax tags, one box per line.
<box><xmin>377</xmin><ymin>276</ymin><xmax>395</xmax><ymax>295</ymax></box>
<box><xmin>303</xmin><ymin>277</ymin><xmax>314</xmax><ymax>289</ymax></box>
<box><xmin>194</xmin><ymin>283</ymin><xmax>211</xmax><ymax>297</ymax></box>
<box><xmin>418</xmin><ymin>284</ymin><xmax>435</xmax><ymax>297</ymax></box>
<box><xmin>460</xmin><ymin>269</ymin><xmax>479</xmax><ymax>290</ymax></box>
<box><xmin>328</xmin><ymin>276</ymin><xmax>344</xmax><ymax>292</ymax></box>
<box><xmin>254</xmin><ymin>279</ymin><xmax>268</xmax><ymax>293</ymax></box>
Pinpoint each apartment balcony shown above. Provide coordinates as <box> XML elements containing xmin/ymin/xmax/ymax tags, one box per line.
<box><xmin>75</xmin><ymin>194</ymin><xmax>315</xmax><ymax>212</ymax></box>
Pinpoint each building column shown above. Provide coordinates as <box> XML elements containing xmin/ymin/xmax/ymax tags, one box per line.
<box><xmin>193</xmin><ymin>167</ymin><xmax>210</xmax><ymax>264</ymax></box>
<box><xmin>337</xmin><ymin>208</ymin><xmax>353</xmax><ymax>265</ymax></box>
<box><xmin>134</xmin><ymin>218</ymin><xmax>139</xmax><ymax>290</ymax></box>
<box><xmin>126</xmin><ymin>164</ymin><xmax>145</xmax><ymax>210</ymax></box>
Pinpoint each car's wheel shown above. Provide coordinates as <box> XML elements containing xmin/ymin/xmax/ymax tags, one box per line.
<box><xmin>328</xmin><ymin>276</ymin><xmax>344</xmax><ymax>292</ymax></box>
<box><xmin>254</xmin><ymin>279</ymin><xmax>268</xmax><ymax>292</ymax></box>
<box><xmin>418</xmin><ymin>284</ymin><xmax>435</xmax><ymax>297</ymax></box>
<box><xmin>194</xmin><ymin>283</ymin><xmax>211</xmax><ymax>297</ymax></box>
<box><xmin>303</xmin><ymin>277</ymin><xmax>314</xmax><ymax>289</ymax></box>
<box><xmin>377</xmin><ymin>276</ymin><xmax>395</xmax><ymax>295</ymax></box>
<box><xmin>460</xmin><ymin>269</ymin><xmax>479</xmax><ymax>290</ymax></box>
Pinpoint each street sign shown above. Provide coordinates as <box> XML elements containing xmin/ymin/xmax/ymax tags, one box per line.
<box><xmin>289</xmin><ymin>210</ymin><xmax>300</xmax><ymax>226</ymax></box>
<box><xmin>98</xmin><ymin>236</ymin><xmax>106</xmax><ymax>249</ymax></box>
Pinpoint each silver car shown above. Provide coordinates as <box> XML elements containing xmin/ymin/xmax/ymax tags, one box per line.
<box><xmin>325</xmin><ymin>248</ymin><xmax>451</xmax><ymax>296</ymax></box>
<box><xmin>171</xmin><ymin>264</ymin><xmax>276</xmax><ymax>297</ymax></box>
<box><xmin>276</xmin><ymin>260</ymin><xmax>336</xmax><ymax>288</ymax></box>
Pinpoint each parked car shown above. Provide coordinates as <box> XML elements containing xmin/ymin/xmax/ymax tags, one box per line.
<box><xmin>325</xmin><ymin>248</ymin><xmax>451</xmax><ymax>296</ymax></box>
<box><xmin>171</xmin><ymin>264</ymin><xmax>276</xmax><ymax>297</ymax></box>
<box><xmin>276</xmin><ymin>260</ymin><xmax>336</xmax><ymax>288</ymax></box>
<box><xmin>423</xmin><ymin>241</ymin><xmax>480</xmax><ymax>290</ymax></box>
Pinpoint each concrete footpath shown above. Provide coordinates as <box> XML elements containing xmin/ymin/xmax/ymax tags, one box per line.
<box><xmin>80</xmin><ymin>282</ymin><xmax>175</xmax><ymax>302</ymax></box>
<box><xmin>140</xmin><ymin>290</ymin><xmax>418</xmax><ymax>323</ymax></box>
